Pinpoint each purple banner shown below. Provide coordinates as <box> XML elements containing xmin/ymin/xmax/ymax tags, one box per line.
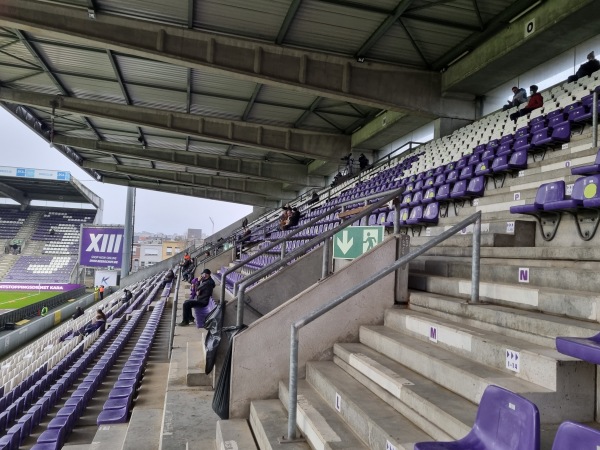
<box><xmin>0</xmin><ymin>283</ymin><xmax>82</xmax><ymax>291</ymax></box>
<box><xmin>79</xmin><ymin>226</ymin><xmax>125</xmax><ymax>268</ymax></box>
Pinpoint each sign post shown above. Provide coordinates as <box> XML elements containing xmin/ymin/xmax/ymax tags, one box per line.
<box><xmin>333</xmin><ymin>226</ymin><xmax>384</xmax><ymax>260</ymax></box>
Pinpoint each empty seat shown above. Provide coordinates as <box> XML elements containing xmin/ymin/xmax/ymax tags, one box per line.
<box><xmin>414</xmin><ymin>385</ymin><xmax>540</xmax><ymax>450</ymax></box>
<box><xmin>551</xmin><ymin>421</ymin><xmax>600</xmax><ymax>449</ymax></box>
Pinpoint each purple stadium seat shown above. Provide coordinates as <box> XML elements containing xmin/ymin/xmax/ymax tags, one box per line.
<box><xmin>571</xmin><ymin>148</ymin><xmax>600</xmax><ymax>176</ymax></box>
<box><xmin>556</xmin><ymin>332</ymin><xmax>600</xmax><ymax>365</ymax></box>
<box><xmin>485</xmin><ymin>139</ymin><xmax>499</xmax><ymax>151</ymax></box>
<box><xmin>450</xmin><ymin>180</ymin><xmax>468</xmax><ymax>199</ymax></box>
<box><xmin>500</xmin><ymin>133</ymin><xmax>514</xmax><ymax>144</ymax></box>
<box><xmin>406</xmin><ymin>205</ymin><xmax>424</xmax><ymax>225</ymax></box>
<box><xmin>446</xmin><ymin>169</ymin><xmax>459</xmax><ymax>183</ymax></box>
<box><xmin>467</xmin><ymin>153</ymin><xmax>481</xmax><ymax>166</ymax></box>
<box><xmin>433</xmin><ymin>174</ymin><xmax>446</xmax><ymax>187</ymax></box>
<box><xmin>424</xmin><ymin>177</ymin><xmax>435</xmax><ymax>188</ymax></box>
<box><xmin>515</xmin><ymin>126</ymin><xmax>530</xmax><ymax>139</ymax></box>
<box><xmin>444</xmin><ymin>162</ymin><xmax>456</xmax><ymax>173</ymax></box>
<box><xmin>497</xmin><ymin>141</ymin><xmax>513</xmax><ymax>156</ymax></box>
<box><xmin>473</xmin><ymin>144</ymin><xmax>486</xmax><ymax>154</ymax></box>
<box><xmin>511</xmin><ymin>181</ymin><xmax>565</xmax><ymax>215</ymax></box>
<box><xmin>422</xmin><ymin>188</ymin><xmax>437</xmax><ymax>204</ymax></box>
<box><xmin>513</xmin><ymin>136</ymin><xmax>531</xmax><ymax>153</ymax></box>
<box><xmin>422</xmin><ymin>202</ymin><xmax>439</xmax><ymax>225</ymax></box>
<box><xmin>455</xmin><ymin>157</ymin><xmax>468</xmax><ymax>171</ymax></box>
<box><xmin>433</xmin><ymin>166</ymin><xmax>444</xmax><ymax>176</ymax></box>
<box><xmin>474</xmin><ymin>161</ymin><xmax>491</xmax><ymax>177</ymax></box>
<box><xmin>459</xmin><ymin>165</ymin><xmax>474</xmax><ymax>180</ymax></box>
<box><xmin>400</xmin><ymin>192</ymin><xmax>412</xmax><ymax>207</ymax></box>
<box><xmin>414</xmin><ymin>385</ymin><xmax>540</xmax><ymax>450</ymax></box>
<box><xmin>398</xmin><ymin>207</ymin><xmax>410</xmax><ymax>226</ymax></box>
<box><xmin>409</xmin><ymin>190</ymin><xmax>424</xmax><ymax>206</ymax></box>
<box><xmin>510</xmin><ymin>181</ymin><xmax>565</xmax><ymax>240</ymax></box>
<box><xmin>435</xmin><ymin>184</ymin><xmax>452</xmax><ymax>202</ymax></box>
<box><xmin>551</xmin><ymin>421</ymin><xmax>600</xmax><ymax>449</ymax></box>
<box><xmin>480</xmin><ymin>148</ymin><xmax>495</xmax><ymax>162</ymax></box>
<box><xmin>414</xmin><ymin>179</ymin><xmax>425</xmax><ymax>192</ymax></box>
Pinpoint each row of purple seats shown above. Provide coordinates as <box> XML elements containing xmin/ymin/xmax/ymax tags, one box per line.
<box><xmin>510</xmin><ymin>176</ymin><xmax>600</xmax><ymax>241</ymax></box>
<box><xmin>97</xmin><ymin>300</ymin><xmax>166</xmax><ymax>424</ymax></box>
<box><xmin>161</xmin><ymin>282</ymin><xmax>173</xmax><ymax>298</ymax></box>
<box><xmin>0</xmin><ymin>323</ymin><xmax>119</xmax><ymax>450</ymax></box>
<box><xmin>571</xmin><ymin>147</ymin><xmax>600</xmax><ymax>176</ymax></box>
<box><xmin>34</xmin><ymin>296</ymin><xmax>158</xmax><ymax>450</ymax></box>
<box><xmin>0</xmin><ymin>365</ymin><xmax>47</xmax><ymax>421</ymax></box>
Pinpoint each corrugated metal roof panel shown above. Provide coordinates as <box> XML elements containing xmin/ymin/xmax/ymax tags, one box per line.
<box><xmin>193</xmin><ymin>70</ymin><xmax>257</xmax><ymax>99</ymax></box>
<box><xmin>188</xmin><ymin>141</ymin><xmax>229</xmax><ymax>156</ymax></box>
<box><xmin>247</xmin><ymin>103</ymin><xmax>302</xmax><ymax>128</ymax></box>
<box><xmin>285</xmin><ymin>0</ymin><xmax>384</xmax><ymax>55</ymax></box>
<box><xmin>145</xmin><ymin>135</ymin><xmax>186</xmax><ymax>150</ymax></box>
<box><xmin>294</xmin><ymin>113</ymin><xmax>338</xmax><ymax>133</ymax></box>
<box><xmin>403</xmin><ymin>20</ymin><xmax>470</xmax><ymax>63</ymax></box>
<box><xmin>194</xmin><ymin>0</ymin><xmax>289</xmax><ymax>41</ymax></box>
<box><xmin>367</xmin><ymin>24</ymin><xmax>430</xmax><ymax>66</ymax></box>
<box><xmin>57</xmin><ymin>74</ymin><xmax>124</xmax><ymax>103</ymax></box>
<box><xmin>10</xmin><ymin>73</ymin><xmax>63</xmax><ymax>95</ymax></box>
<box><xmin>228</xmin><ymin>147</ymin><xmax>271</xmax><ymax>160</ymax></box>
<box><xmin>343</xmin><ymin>0</ymin><xmax>397</xmax><ymax>11</ymax></box>
<box><xmin>62</xmin><ymin>129</ymin><xmax>100</xmax><ymax>140</ymax></box>
<box><xmin>117</xmin><ymin>55</ymin><xmax>188</xmax><ymax>90</ymax></box>
<box><xmin>0</xmin><ymin>66</ymin><xmax>39</xmax><ymax>84</ymax></box>
<box><xmin>190</xmin><ymin>94</ymin><xmax>246</xmax><ymax>120</ymax></box>
<box><xmin>98</xmin><ymin>0</ymin><xmax>188</xmax><ymax>25</ymax></box>
<box><xmin>257</xmin><ymin>85</ymin><xmax>315</xmax><ymax>109</ymax></box>
<box><xmin>36</xmin><ymin>43</ymin><xmax>115</xmax><ymax>79</ymax></box>
<box><xmin>86</xmin><ymin>117</ymin><xmax>138</xmax><ymax>133</ymax></box>
<box><xmin>128</xmin><ymin>84</ymin><xmax>187</xmax><ymax>112</ymax></box>
<box><xmin>0</xmin><ymin>41</ymin><xmax>39</xmax><ymax>67</ymax></box>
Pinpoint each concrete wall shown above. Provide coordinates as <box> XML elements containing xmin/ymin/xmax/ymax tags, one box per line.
<box><xmin>242</xmin><ymin>245</ymin><xmax>325</xmax><ymax>315</ymax></box>
<box><xmin>228</xmin><ymin>236</ymin><xmax>407</xmax><ymax>418</ymax></box>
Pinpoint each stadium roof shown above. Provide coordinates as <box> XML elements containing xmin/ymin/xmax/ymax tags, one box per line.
<box><xmin>0</xmin><ymin>0</ymin><xmax>598</xmax><ymax>208</ymax></box>
<box><xmin>0</xmin><ymin>166</ymin><xmax>102</xmax><ymax>210</ymax></box>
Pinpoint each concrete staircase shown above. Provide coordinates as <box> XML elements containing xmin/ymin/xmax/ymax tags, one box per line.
<box><xmin>0</xmin><ymin>210</ymin><xmax>43</xmax><ymax>280</ymax></box>
<box><xmin>214</xmin><ymin>129</ymin><xmax>600</xmax><ymax>449</ymax></box>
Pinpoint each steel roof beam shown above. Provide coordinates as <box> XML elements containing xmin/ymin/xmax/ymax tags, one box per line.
<box><xmin>82</xmin><ymin>161</ymin><xmax>297</xmax><ymax>200</ymax></box>
<box><xmin>0</xmin><ymin>88</ymin><xmax>349</xmax><ymax>160</ymax></box>
<box><xmin>102</xmin><ymin>176</ymin><xmax>279</xmax><ymax>208</ymax></box>
<box><xmin>0</xmin><ymin>0</ymin><xmax>473</xmax><ymax>119</ymax></box>
<box><xmin>276</xmin><ymin>0</ymin><xmax>303</xmax><ymax>45</ymax></box>
<box><xmin>51</xmin><ymin>135</ymin><xmax>326</xmax><ymax>187</ymax></box>
<box><xmin>0</xmin><ymin>181</ymin><xmax>30</xmax><ymax>206</ymax></box>
<box><xmin>355</xmin><ymin>0</ymin><xmax>415</xmax><ymax>59</ymax></box>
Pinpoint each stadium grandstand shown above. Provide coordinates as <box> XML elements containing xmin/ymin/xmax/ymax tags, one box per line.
<box><xmin>2</xmin><ymin>0</ymin><xmax>600</xmax><ymax>449</ymax></box>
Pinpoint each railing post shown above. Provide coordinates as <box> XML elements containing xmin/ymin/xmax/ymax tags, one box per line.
<box><xmin>280</xmin><ymin>240</ymin><xmax>286</xmax><ymax>260</ymax></box>
<box><xmin>286</xmin><ymin>324</ymin><xmax>299</xmax><ymax>441</ymax></box>
<box><xmin>470</xmin><ymin>214</ymin><xmax>481</xmax><ymax>303</ymax></box>
<box><xmin>394</xmin><ymin>199</ymin><xmax>401</xmax><ymax>235</ymax></box>
<box><xmin>236</xmin><ymin>284</ymin><xmax>245</xmax><ymax>327</ymax></box>
<box><xmin>593</xmin><ymin>89</ymin><xmax>598</xmax><ymax>148</ymax></box>
<box><xmin>321</xmin><ymin>237</ymin><xmax>330</xmax><ymax>279</ymax></box>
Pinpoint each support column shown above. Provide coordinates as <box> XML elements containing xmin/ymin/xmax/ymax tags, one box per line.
<box><xmin>121</xmin><ymin>187</ymin><xmax>136</xmax><ymax>279</ymax></box>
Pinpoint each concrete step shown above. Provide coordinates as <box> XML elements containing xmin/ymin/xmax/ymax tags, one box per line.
<box><xmin>409</xmin><ymin>272</ymin><xmax>600</xmax><ymax>322</ymax></box>
<box><xmin>409</xmin><ymin>254</ymin><xmax>600</xmax><ymax>293</ymax></box>
<box><xmin>278</xmin><ymin>380</ymin><xmax>369</xmax><ymax>450</ymax></box>
<box><xmin>408</xmin><ymin>220</ymin><xmax>535</xmax><ymax>247</ymax></box>
<box><xmin>186</xmin><ymin>339</ymin><xmax>214</xmax><ymax>387</ymax></box>
<box><xmin>359</xmin><ymin>325</ymin><xmax>594</xmax><ymax>423</ymax></box>
<box><xmin>305</xmin><ymin>361</ymin><xmax>432</xmax><ymax>450</ymax></box>
<box><xmin>417</xmin><ymin>245</ymin><xmax>600</xmax><ymax>262</ymax></box>
<box><xmin>408</xmin><ymin>290</ymin><xmax>600</xmax><ymax>347</ymax></box>
<box><xmin>333</xmin><ymin>342</ymin><xmax>475</xmax><ymax>440</ymax></box>
<box><xmin>216</xmin><ymin>419</ymin><xmax>258</xmax><ymax>450</ymax></box>
<box><xmin>383</xmin><ymin>308</ymin><xmax>591</xmax><ymax>392</ymax></box>
<box><xmin>249</xmin><ymin>400</ymin><xmax>310</xmax><ymax>450</ymax></box>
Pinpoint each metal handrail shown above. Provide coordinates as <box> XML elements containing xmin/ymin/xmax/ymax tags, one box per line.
<box><xmin>167</xmin><ymin>265</ymin><xmax>182</xmax><ymax>360</ymax></box>
<box><xmin>234</xmin><ymin>188</ymin><xmax>406</xmax><ymax>327</ymax></box>
<box><xmin>283</xmin><ymin>211</ymin><xmax>482</xmax><ymax>441</ymax></box>
<box><xmin>220</xmin><ymin>205</ymin><xmax>342</xmax><ymax>303</ymax></box>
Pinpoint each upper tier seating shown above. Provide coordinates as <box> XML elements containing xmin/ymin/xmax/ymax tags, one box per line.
<box><xmin>0</xmin><ymin>209</ymin><xmax>29</xmax><ymax>240</ymax></box>
<box><xmin>31</xmin><ymin>210</ymin><xmax>95</xmax><ymax>255</ymax></box>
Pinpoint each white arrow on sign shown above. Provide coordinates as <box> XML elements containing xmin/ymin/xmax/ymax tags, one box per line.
<box><xmin>336</xmin><ymin>231</ymin><xmax>353</xmax><ymax>254</ymax></box>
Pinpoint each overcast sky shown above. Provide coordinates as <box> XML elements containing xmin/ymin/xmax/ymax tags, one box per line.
<box><xmin>0</xmin><ymin>108</ymin><xmax>252</xmax><ymax>237</ymax></box>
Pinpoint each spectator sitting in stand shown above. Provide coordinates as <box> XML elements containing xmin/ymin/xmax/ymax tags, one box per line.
<box><xmin>568</xmin><ymin>51</ymin><xmax>600</xmax><ymax>82</ymax></box>
<box><xmin>287</xmin><ymin>207</ymin><xmax>301</xmax><ymax>228</ymax></box>
<box><xmin>161</xmin><ymin>269</ymin><xmax>175</xmax><ymax>288</ymax></box>
<box><xmin>71</xmin><ymin>306</ymin><xmax>84</xmax><ymax>320</ymax></box>
<box><xmin>178</xmin><ymin>269</ymin><xmax>216</xmax><ymax>326</ymax></box>
<box><xmin>358</xmin><ymin>153</ymin><xmax>369</xmax><ymax>170</ymax></box>
<box><xmin>503</xmin><ymin>86</ymin><xmax>527</xmax><ymax>111</ymax></box>
<box><xmin>82</xmin><ymin>309</ymin><xmax>107</xmax><ymax>336</ymax></box>
<box><xmin>307</xmin><ymin>191</ymin><xmax>320</xmax><ymax>205</ymax></box>
<box><xmin>331</xmin><ymin>172</ymin><xmax>343</xmax><ymax>187</ymax></box>
<box><xmin>181</xmin><ymin>257</ymin><xmax>195</xmax><ymax>282</ymax></box>
<box><xmin>509</xmin><ymin>85</ymin><xmax>543</xmax><ymax>123</ymax></box>
<box><xmin>122</xmin><ymin>289</ymin><xmax>133</xmax><ymax>304</ymax></box>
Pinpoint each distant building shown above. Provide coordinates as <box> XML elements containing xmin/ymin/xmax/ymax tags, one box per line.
<box><xmin>139</xmin><ymin>242</ymin><xmax>162</xmax><ymax>268</ymax></box>
<box><xmin>131</xmin><ymin>243</ymin><xmax>140</xmax><ymax>272</ymax></box>
<box><xmin>162</xmin><ymin>240</ymin><xmax>183</xmax><ymax>260</ymax></box>
<box><xmin>187</xmin><ymin>228</ymin><xmax>203</xmax><ymax>240</ymax></box>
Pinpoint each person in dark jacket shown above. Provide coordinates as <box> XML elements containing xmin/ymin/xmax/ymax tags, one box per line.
<box><xmin>72</xmin><ymin>307</ymin><xmax>84</xmax><ymax>320</ymax></box>
<box><xmin>178</xmin><ymin>269</ymin><xmax>216</xmax><ymax>326</ymax></box>
<box><xmin>568</xmin><ymin>51</ymin><xmax>600</xmax><ymax>82</ymax></box>
<box><xmin>510</xmin><ymin>85</ymin><xmax>543</xmax><ymax>122</ymax></box>
<box><xmin>83</xmin><ymin>309</ymin><xmax>107</xmax><ymax>335</ymax></box>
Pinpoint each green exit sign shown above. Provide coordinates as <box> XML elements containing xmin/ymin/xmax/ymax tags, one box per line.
<box><xmin>333</xmin><ymin>226</ymin><xmax>384</xmax><ymax>260</ymax></box>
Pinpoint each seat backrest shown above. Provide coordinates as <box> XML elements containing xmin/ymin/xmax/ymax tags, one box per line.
<box><xmin>552</xmin><ymin>421</ymin><xmax>600</xmax><ymax>450</ymax></box>
<box><xmin>412</xmin><ymin>191</ymin><xmax>424</xmax><ymax>203</ymax></box>
<box><xmin>436</xmin><ymin>184</ymin><xmax>451</xmax><ymax>197</ymax></box>
<box><xmin>451</xmin><ymin>180</ymin><xmax>467</xmax><ymax>194</ymax></box>
<box><xmin>473</xmin><ymin>385</ymin><xmax>540</xmax><ymax>450</ymax></box>
<box><xmin>409</xmin><ymin>205</ymin><xmax>423</xmax><ymax>220</ymax></box>
<box><xmin>435</xmin><ymin>174</ymin><xmax>446</xmax><ymax>185</ymax></box>
<box><xmin>423</xmin><ymin>202</ymin><xmax>439</xmax><ymax>220</ymax></box>
<box><xmin>509</xmin><ymin>149</ymin><xmax>527</xmax><ymax>165</ymax></box>
<box><xmin>399</xmin><ymin>207</ymin><xmax>410</xmax><ymax>223</ymax></box>
<box><xmin>534</xmin><ymin>181</ymin><xmax>565</xmax><ymax>207</ymax></box>
<box><xmin>423</xmin><ymin>188</ymin><xmax>436</xmax><ymax>201</ymax></box>
<box><xmin>468</xmin><ymin>176</ymin><xmax>485</xmax><ymax>194</ymax></box>
<box><xmin>367</xmin><ymin>214</ymin><xmax>377</xmax><ymax>226</ymax></box>
<box><xmin>575</xmin><ymin>175</ymin><xmax>600</xmax><ymax>201</ymax></box>
<box><xmin>446</xmin><ymin>170</ymin><xmax>458</xmax><ymax>182</ymax></box>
